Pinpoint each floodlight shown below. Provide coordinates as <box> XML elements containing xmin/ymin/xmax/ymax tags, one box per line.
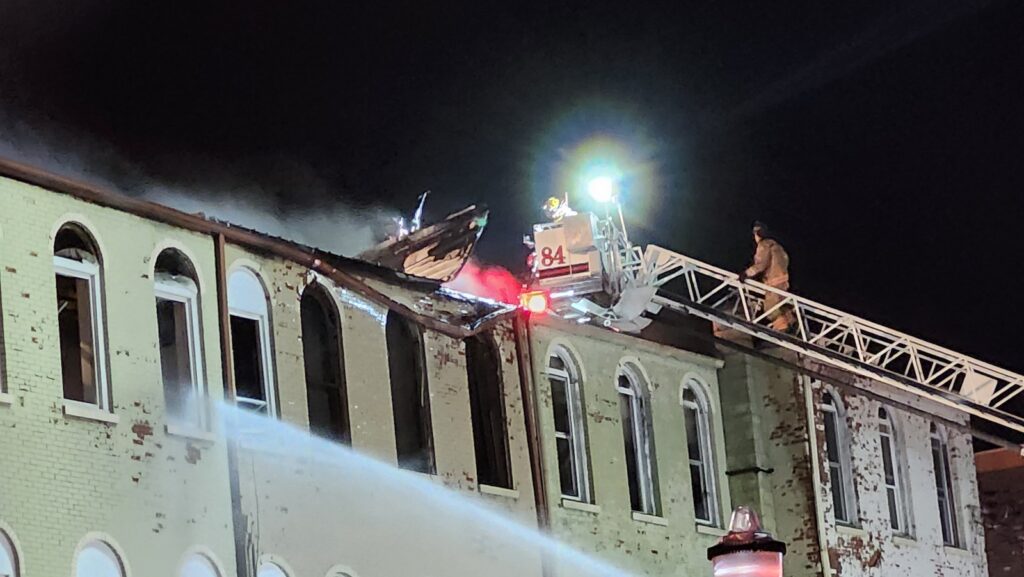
<box><xmin>587</xmin><ymin>176</ymin><xmax>616</xmax><ymax>203</ymax></box>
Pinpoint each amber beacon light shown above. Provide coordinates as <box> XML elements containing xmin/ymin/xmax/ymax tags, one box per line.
<box><xmin>520</xmin><ymin>290</ymin><xmax>549</xmax><ymax>314</ymax></box>
<box><xmin>707</xmin><ymin>506</ymin><xmax>787</xmax><ymax>577</ymax></box>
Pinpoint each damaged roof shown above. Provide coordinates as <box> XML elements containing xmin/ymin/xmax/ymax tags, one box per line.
<box><xmin>0</xmin><ymin>156</ymin><xmax>516</xmax><ymax>338</ymax></box>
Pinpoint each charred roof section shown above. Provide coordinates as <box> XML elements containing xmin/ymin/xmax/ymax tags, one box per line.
<box><xmin>0</xmin><ymin>156</ymin><xmax>515</xmax><ymax>338</ymax></box>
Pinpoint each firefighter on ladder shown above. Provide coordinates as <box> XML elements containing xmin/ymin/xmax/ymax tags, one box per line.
<box><xmin>739</xmin><ymin>221</ymin><xmax>795</xmax><ymax>332</ymax></box>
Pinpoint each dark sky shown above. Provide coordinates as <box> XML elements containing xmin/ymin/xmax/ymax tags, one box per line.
<box><xmin>1</xmin><ymin>1</ymin><xmax>1023</xmax><ymax>376</ymax></box>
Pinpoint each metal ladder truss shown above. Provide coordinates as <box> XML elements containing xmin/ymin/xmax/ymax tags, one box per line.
<box><xmin>645</xmin><ymin>245</ymin><xmax>1024</xmax><ymax>435</ymax></box>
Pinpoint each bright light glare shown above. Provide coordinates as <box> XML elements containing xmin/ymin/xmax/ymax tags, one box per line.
<box><xmin>520</xmin><ymin>291</ymin><xmax>549</xmax><ymax>314</ymax></box>
<box><xmin>587</xmin><ymin>176</ymin><xmax>616</xmax><ymax>203</ymax></box>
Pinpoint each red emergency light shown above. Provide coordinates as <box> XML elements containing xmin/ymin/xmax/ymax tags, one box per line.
<box><xmin>520</xmin><ymin>290</ymin><xmax>549</xmax><ymax>314</ymax></box>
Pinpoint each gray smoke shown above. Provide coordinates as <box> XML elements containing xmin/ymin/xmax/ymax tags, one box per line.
<box><xmin>0</xmin><ymin>110</ymin><xmax>398</xmax><ymax>256</ymax></box>
<box><xmin>142</xmin><ymin>188</ymin><xmax>394</xmax><ymax>257</ymax></box>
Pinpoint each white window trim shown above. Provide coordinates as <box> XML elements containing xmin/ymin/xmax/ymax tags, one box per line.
<box><xmin>73</xmin><ymin>535</ymin><xmax>128</xmax><ymax>577</ymax></box>
<box><xmin>155</xmin><ymin>275</ymin><xmax>208</xmax><ymax>430</ymax></box>
<box><xmin>931</xmin><ymin>424</ymin><xmax>960</xmax><ymax>548</ymax></box>
<box><xmin>63</xmin><ymin>399</ymin><xmax>121</xmax><ymax>424</ymax></box>
<box><xmin>229</xmin><ymin>308</ymin><xmax>277</xmax><ymax>417</ymax></box>
<box><xmin>682</xmin><ymin>380</ymin><xmax>719</xmax><ymax>526</ymax></box>
<box><xmin>617</xmin><ymin>364</ymin><xmax>657</xmax><ymax>515</ymax></box>
<box><xmin>820</xmin><ymin>392</ymin><xmax>857</xmax><ymax>525</ymax></box>
<box><xmin>546</xmin><ymin>350</ymin><xmax>592</xmax><ymax>503</ymax></box>
<box><xmin>0</xmin><ymin>526</ymin><xmax>20</xmax><ymax>577</ymax></box>
<box><xmin>878</xmin><ymin>407</ymin><xmax>910</xmax><ymax>535</ymax></box>
<box><xmin>54</xmin><ymin>254</ymin><xmax>111</xmax><ymax>412</ymax></box>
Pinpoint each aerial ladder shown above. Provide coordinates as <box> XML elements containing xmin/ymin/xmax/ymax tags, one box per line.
<box><xmin>525</xmin><ymin>201</ymin><xmax>1024</xmax><ymax>438</ymax></box>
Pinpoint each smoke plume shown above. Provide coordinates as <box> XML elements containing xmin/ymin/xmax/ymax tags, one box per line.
<box><xmin>0</xmin><ymin>110</ymin><xmax>397</xmax><ymax>256</ymax></box>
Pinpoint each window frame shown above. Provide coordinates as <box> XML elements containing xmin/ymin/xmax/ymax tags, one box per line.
<box><xmin>229</xmin><ymin>309</ymin><xmax>276</xmax><ymax>415</ymax></box>
<box><xmin>257</xmin><ymin>561</ymin><xmax>291</xmax><ymax>577</ymax></box>
<box><xmin>180</xmin><ymin>551</ymin><xmax>222</xmax><ymax>577</ymax></box>
<box><xmin>74</xmin><ymin>539</ymin><xmax>126</xmax><ymax>577</ymax></box>
<box><xmin>228</xmin><ymin>268</ymin><xmax>277</xmax><ymax>417</ymax></box>
<box><xmin>616</xmin><ymin>362</ymin><xmax>658</xmax><ymax>515</ymax></box>
<box><xmin>300</xmin><ymin>281</ymin><xmax>351</xmax><ymax>444</ymax></box>
<box><xmin>820</xmin><ymin>390</ymin><xmax>857</xmax><ymax>525</ymax></box>
<box><xmin>930</xmin><ymin>423</ymin><xmax>960</xmax><ymax>547</ymax></box>
<box><xmin>465</xmin><ymin>333</ymin><xmax>513</xmax><ymax>489</ymax></box>
<box><xmin>877</xmin><ymin>406</ymin><xmax>910</xmax><ymax>535</ymax></box>
<box><xmin>385</xmin><ymin>313</ymin><xmax>435</xmax><ymax>474</ymax></box>
<box><xmin>54</xmin><ymin>253</ymin><xmax>111</xmax><ymax>412</ymax></box>
<box><xmin>546</xmin><ymin>347</ymin><xmax>591</xmax><ymax>503</ymax></box>
<box><xmin>155</xmin><ymin>273</ymin><xmax>207</xmax><ymax>430</ymax></box>
<box><xmin>0</xmin><ymin>528</ymin><xmax>18</xmax><ymax>577</ymax></box>
<box><xmin>681</xmin><ymin>378</ymin><xmax>719</xmax><ymax>526</ymax></box>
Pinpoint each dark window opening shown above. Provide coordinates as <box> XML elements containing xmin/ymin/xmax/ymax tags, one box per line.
<box><xmin>386</xmin><ymin>314</ymin><xmax>434</xmax><ymax>474</ymax></box>
<box><xmin>57</xmin><ymin>275</ymin><xmax>95</xmax><ymax>403</ymax></box>
<box><xmin>155</xmin><ymin>249</ymin><xmax>197</xmax><ymax>280</ymax></box>
<box><xmin>54</xmin><ymin>226</ymin><xmax>95</xmax><ymax>255</ymax></box>
<box><xmin>683</xmin><ymin>390</ymin><xmax>711</xmax><ymax>523</ymax></box>
<box><xmin>54</xmin><ymin>225</ymin><xmax>102</xmax><ymax>406</ymax></box>
<box><xmin>617</xmin><ymin>370</ymin><xmax>658</xmax><ymax>515</ymax></box>
<box><xmin>231</xmin><ymin>315</ymin><xmax>267</xmax><ymax>412</ymax></box>
<box><xmin>301</xmin><ymin>285</ymin><xmax>350</xmax><ymax>444</ymax></box>
<box><xmin>465</xmin><ymin>334</ymin><xmax>512</xmax><ymax>489</ymax></box>
<box><xmin>550</xmin><ymin>372</ymin><xmax>577</xmax><ymax>496</ymax></box>
<box><xmin>618</xmin><ymin>381</ymin><xmax>642</xmax><ymax>512</ymax></box>
<box><xmin>931</xmin><ymin>424</ymin><xmax>959</xmax><ymax>546</ymax></box>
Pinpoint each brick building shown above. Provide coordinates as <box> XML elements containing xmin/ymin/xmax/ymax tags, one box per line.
<box><xmin>976</xmin><ymin>448</ymin><xmax>1024</xmax><ymax>575</ymax></box>
<box><xmin>0</xmin><ymin>160</ymin><xmax>537</xmax><ymax>577</ymax></box>
<box><xmin>0</xmin><ymin>157</ymin><xmax>1005</xmax><ymax>577</ymax></box>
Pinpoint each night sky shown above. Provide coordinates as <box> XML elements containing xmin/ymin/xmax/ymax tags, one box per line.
<box><xmin>2</xmin><ymin>1</ymin><xmax>1023</xmax><ymax>378</ymax></box>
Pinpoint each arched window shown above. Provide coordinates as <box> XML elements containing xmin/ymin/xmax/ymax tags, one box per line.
<box><xmin>931</xmin><ymin>423</ymin><xmax>959</xmax><ymax>546</ymax></box>
<box><xmin>820</xmin><ymin>390</ymin><xmax>856</xmax><ymax>524</ymax></box>
<box><xmin>877</xmin><ymin>407</ymin><xmax>909</xmax><ymax>534</ymax></box>
<box><xmin>301</xmin><ymin>283</ymin><xmax>350</xmax><ymax>444</ymax></box>
<box><xmin>75</xmin><ymin>540</ymin><xmax>125</xmax><ymax>577</ymax></box>
<box><xmin>682</xmin><ymin>378</ymin><xmax>718</xmax><ymax>525</ymax></box>
<box><xmin>228</xmin><ymin>268</ymin><xmax>276</xmax><ymax>415</ymax></box>
<box><xmin>465</xmin><ymin>334</ymin><xmax>511</xmax><ymax>488</ymax></box>
<box><xmin>386</xmin><ymin>313</ymin><xmax>434</xmax><ymax>474</ymax></box>
<box><xmin>616</xmin><ymin>363</ymin><xmax>658</xmax><ymax>515</ymax></box>
<box><xmin>257</xmin><ymin>562</ymin><xmax>289</xmax><ymax>577</ymax></box>
<box><xmin>0</xmin><ymin>529</ymin><xmax>18</xmax><ymax>577</ymax></box>
<box><xmin>181</xmin><ymin>553</ymin><xmax>221</xmax><ymax>577</ymax></box>
<box><xmin>54</xmin><ymin>224</ymin><xmax>110</xmax><ymax>410</ymax></box>
<box><xmin>546</xmin><ymin>347</ymin><xmax>590</xmax><ymax>502</ymax></box>
<box><xmin>155</xmin><ymin>249</ymin><xmax>206</xmax><ymax>429</ymax></box>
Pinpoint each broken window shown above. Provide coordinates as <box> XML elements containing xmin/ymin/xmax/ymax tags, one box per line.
<box><xmin>878</xmin><ymin>406</ymin><xmax>910</xmax><ymax>534</ymax></box>
<box><xmin>547</xmin><ymin>348</ymin><xmax>590</xmax><ymax>502</ymax></box>
<box><xmin>821</xmin><ymin>390</ymin><xmax>857</xmax><ymax>525</ymax></box>
<box><xmin>0</xmin><ymin>529</ymin><xmax>17</xmax><ymax>577</ymax></box>
<box><xmin>301</xmin><ymin>283</ymin><xmax>350</xmax><ymax>444</ymax></box>
<box><xmin>228</xmin><ymin>268</ymin><xmax>276</xmax><ymax>415</ymax></box>
<box><xmin>931</xmin><ymin>423</ymin><xmax>960</xmax><ymax>547</ymax></box>
<box><xmin>465</xmin><ymin>334</ymin><xmax>512</xmax><ymax>488</ymax></box>
<box><xmin>386</xmin><ymin>313</ymin><xmax>434</xmax><ymax>474</ymax></box>
<box><xmin>154</xmin><ymin>249</ymin><xmax>206</xmax><ymax>429</ymax></box>
<box><xmin>54</xmin><ymin>224</ymin><xmax>110</xmax><ymax>410</ymax></box>
<box><xmin>682</xmin><ymin>378</ymin><xmax>718</xmax><ymax>526</ymax></box>
<box><xmin>75</xmin><ymin>540</ymin><xmax>125</xmax><ymax>577</ymax></box>
<box><xmin>616</xmin><ymin>363</ymin><xmax>658</xmax><ymax>515</ymax></box>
